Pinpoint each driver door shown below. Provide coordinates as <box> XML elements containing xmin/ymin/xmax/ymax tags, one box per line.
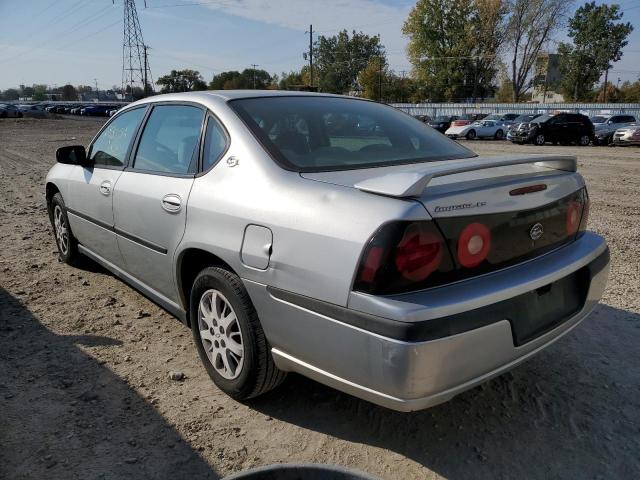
<box><xmin>112</xmin><ymin>103</ymin><xmax>205</xmax><ymax>300</ymax></box>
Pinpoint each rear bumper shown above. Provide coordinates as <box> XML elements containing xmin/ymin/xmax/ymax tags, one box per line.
<box><xmin>245</xmin><ymin>232</ymin><xmax>609</xmax><ymax>411</ymax></box>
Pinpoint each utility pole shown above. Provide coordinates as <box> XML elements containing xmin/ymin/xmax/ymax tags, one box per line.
<box><xmin>94</xmin><ymin>78</ymin><xmax>99</xmax><ymax>101</ymax></box>
<box><xmin>602</xmin><ymin>66</ymin><xmax>610</xmax><ymax>103</ymax></box>
<box><xmin>308</xmin><ymin>24</ymin><xmax>313</xmax><ymax>88</ymax></box>
<box><xmin>399</xmin><ymin>70</ymin><xmax>406</xmax><ymax>103</ymax></box>
<box><xmin>378</xmin><ymin>57</ymin><xmax>383</xmax><ymax>103</ymax></box>
<box><xmin>251</xmin><ymin>64</ymin><xmax>259</xmax><ymax>89</ymax></box>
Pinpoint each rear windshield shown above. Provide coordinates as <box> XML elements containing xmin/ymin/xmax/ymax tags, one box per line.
<box><xmin>590</xmin><ymin>116</ymin><xmax>607</xmax><ymax>123</ymax></box>
<box><xmin>229</xmin><ymin>96</ymin><xmax>475</xmax><ymax>172</ymax></box>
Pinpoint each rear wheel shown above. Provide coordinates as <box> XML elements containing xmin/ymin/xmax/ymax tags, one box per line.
<box><xmin>466</xmin><ymin>129</ymin><xmax>477</xmax><ymax>140</ymax></box>
<box><xmin>494</xmin><ymin>129</ymin><xmax>504</xmax><ymax>140</ymax></box>
<box><xmin>190</xmin><ymin>267</ymin><xmax>286</xmax><ymax>400</ymax></box>
<box><xmin>578</xmin><ymin>134</ymin><xmax>591</xmax><ymax>146</ymax></box>
<box><xmin>534</xmin><ymin>133</ymin><xmax>546</xmax><ymax>146</ymax></box>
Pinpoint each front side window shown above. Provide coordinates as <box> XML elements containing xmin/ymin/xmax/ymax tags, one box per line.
<box><xmin>133</xmin><ymin>105</ymin><xmax>204</xmax><ymax>174</ymax></box>
<box><xmin>90</xmin><ymin>107</ymin><xmax>145</xmax><ymax>167</ymax></box>
<box><xmin>229</xmin><ymin>96</ymin><xmax>475</xmax><ymax>172</ymax></box>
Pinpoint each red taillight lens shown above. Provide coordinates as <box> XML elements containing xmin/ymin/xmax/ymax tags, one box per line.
<box><xmin>566</xmin><ymin>201</ymin><xmax>582</xmax><ymax>235</ymax></box>
<box><xmin>394</xmin><ymin>223</ymin><xmax>443</xmax><ymax>281</ymax></box>
<box><xmin>354</xmin><ymin>221</ymin><xmax>450</xmax><ymax>295</ymax></box>
<box><xmin>457</xmin><ymin>222</ymin><xmax>491</xmax><ymax>268</ymax></box>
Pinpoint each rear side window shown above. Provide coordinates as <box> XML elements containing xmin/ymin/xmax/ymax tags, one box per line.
<box><xmin>90</xmin><ymin>107</ymin><xmax>145</xmax><ymax>167</ymax></box>
<box><xmin>133</xmin><ymin>105</ymin><xmax>204</xmax><ymax>174</ymax></box>
<box><xmin>229</xmin><ymin>96</ymin><xmax>474</xmax><ymax>172</ymax></box>
<box><xmin>202</xmin><ymin>116</ymin><xmax>228</xmax><ymax>171</ymax></box>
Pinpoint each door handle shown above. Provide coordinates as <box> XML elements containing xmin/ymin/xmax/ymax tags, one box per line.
<box><xmin>161</xmin><ymin>194</ymin><xmax>182</xmax><ymax>213</ymax></box>
<box><xmin>99</xmin><ymin>181</ymin><xmax>112</xmax><ymax>196</ymax></box>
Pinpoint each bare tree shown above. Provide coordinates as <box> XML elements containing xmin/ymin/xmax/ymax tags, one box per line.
<box><xmin>505</xmin><ymin>0</ymin><xmax>571</xmax><ymax>102</ymax></box>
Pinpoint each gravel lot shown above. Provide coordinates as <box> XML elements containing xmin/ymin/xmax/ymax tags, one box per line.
<box><xmin>1</xmin><ymin>117</ymin><xmax>639</xmax><ymax>480</ymax></box>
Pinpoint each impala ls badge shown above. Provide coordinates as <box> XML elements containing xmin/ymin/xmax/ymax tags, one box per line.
<box><xmin>529</xmin><ymin>223</ymin><xmax>544</xmax><ymax>241</ymax></box>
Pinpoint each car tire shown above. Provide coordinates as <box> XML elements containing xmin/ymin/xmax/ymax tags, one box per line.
<box><xmin>190</xmin><ymin>267</ymin><xmax>286</xmax><ymax>401</ymax></box>
<box><xmin>49</xmin><ymin>192</ymin><xmax>79</xmax><ymax>265</ymax></box>
<box><xmin>578</xmin><ymin>134</ymin><xmax>591</xmax><ymax>146</ymax></box>
<box><xmin>466</xmin><ymin>129</ymin><xmax>476</xmax><ymax>140</ymax></box>
<box><xmin>494</xmin><ymin>129</ymin><xmax>504</xmax><ymax>140</ymax></box>
<box><xmin>534</xmin><ymin>133</ymin><xmax>545</xmax><ymax>146</ymax></box>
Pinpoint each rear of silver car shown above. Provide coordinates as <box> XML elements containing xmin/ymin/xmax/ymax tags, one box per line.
<box><xmin>248</xmin><ymin>156</ymin><xmax>609</xmax><ymax>411</ymax></box>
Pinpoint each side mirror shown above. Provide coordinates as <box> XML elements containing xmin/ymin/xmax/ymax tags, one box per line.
<box><xmin>607</xmin><ymin>120</ymin><xmax>613</xmax><ymax>124</ymax></box>
<box><xmin>56</xmin><ymin>145</ymin><xmax>89</xmax><ymax>166</ymax></box>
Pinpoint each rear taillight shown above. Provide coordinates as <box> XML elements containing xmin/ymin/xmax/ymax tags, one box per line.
<box><xmin>457</xmin><ymin>222</ymin><xmax>492</xmax><ymax>268</ymax></box>
<box><xmin>568</xmin><ymin>187</ymin><xmax>590</xmax><ymax>236</ymax></box>
<box><xmin>578</xmin><ymin>189</ymin><xmax>590</xmax><ymax>233</ymax></box>
<box><xmin>394</xmin><ymin>223</ymin><xmax>443</xmax><ymax>281</ymax></box>
<box><xmin>354</xmin><ymin>221</ymin><xmax>451</xmax><ymax>295</ymax></box>
<box><xmin>566</xmin><ymin>201</ymin><xmax>581</xmax><ymax>235</ymax></box>
<box><xmin>453</xmin><ymin>120</ymin><xmax>470</xmax><ymax>126</ymax></box>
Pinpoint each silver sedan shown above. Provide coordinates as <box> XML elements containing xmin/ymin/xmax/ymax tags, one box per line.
<box><xmin>45</xmin><ymin>91</ymin><xmax>609</xmax><ymax>411</ymax></box>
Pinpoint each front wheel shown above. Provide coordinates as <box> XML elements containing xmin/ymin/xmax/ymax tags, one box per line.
<box><xmin>190</xmin><ymin>267</ymin><xmax>286</xmax><ymax>401</ymax></box>
<box><xmin>49</xmin><ymin>192</ymin><xmax>79</xmax><ymax>264</ymax></box>
<box><xmin>534</xmin><ymin>133</ymin><xmax>546</xmax><ymax>146</ymax></box>
<box><xmin>466</xmin><ymin>129</ymin><xmax>477</xmax><ymax>140</ymax></box>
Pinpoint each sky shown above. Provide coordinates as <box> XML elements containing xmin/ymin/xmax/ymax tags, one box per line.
<box><xmin>0</xmin><ymin>0</ymin><xmax>639</xmax><ymax>91</ymax></box>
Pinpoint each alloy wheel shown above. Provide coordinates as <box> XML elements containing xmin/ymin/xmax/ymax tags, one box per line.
<box><xmin>535</xmin><ymin>134</ymin><xmax>545</xmax><ymax>146</ymax></box>
<box><xmin>579</xmin><ymin>135</ymin><xmax>591</xmax><ymax>146</ymax></box>
<box><xmin>198</xmin><ymin>289</ymin><xmax>244</xmax><ymax>380</ymax></box>
<box><xmin>53</xmin><ymin>205</ymin><xmax>69</xmax><ymax>255</ymax></box>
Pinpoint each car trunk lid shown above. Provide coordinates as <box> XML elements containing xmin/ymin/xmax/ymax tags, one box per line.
<box><xmin>302</xmin><ymin>154</ymin><xmax>586</xmax><ymax>278</ymax></box>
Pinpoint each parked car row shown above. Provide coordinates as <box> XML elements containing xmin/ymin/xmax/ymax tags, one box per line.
<box><xmin>0</xmin><ymin>103</ymin><xmax>23</xmax><ymax>118</ymax></box>
<box><xmin>43</xmin><ymin>103</ymin><xmax>125</xmax><ymax>116</ymax></box>
<box><xmin>420</xmin><ymin>110</ymin><xmax>638</xmax><ymax>147</ymax></box>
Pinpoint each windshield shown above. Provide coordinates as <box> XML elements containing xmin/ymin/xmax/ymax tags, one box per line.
<box><xmin>483</xmin><ymin>114</ymin><xmax>503</xmax><ymax>121</ymax></box>
<box><xmin>590</xmin><ymin>116</ymin><xmax>607</xmax><ymax>124</ymax></box>
<box><xmin>230</xmin><ymin>96</ymin><xmax>475</xmax><ymax>172</ymax></box>
<box><xmin>513</xmin><ymin>114</ymin><xmax>536</xmax><ymax>122</ymax></box>
<box><xmin>533</xmin><ymin>114</ymin><xmax>554</xmax><ymax>123</ymax></box>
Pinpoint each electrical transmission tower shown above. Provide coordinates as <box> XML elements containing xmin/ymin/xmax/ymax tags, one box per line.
<box><xmin>121</xmin><ymin>0</ymin><xmax>153</xmax><ymax>100</ymax></box>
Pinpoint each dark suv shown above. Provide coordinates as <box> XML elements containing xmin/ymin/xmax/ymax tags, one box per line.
<box><xmin>510</xmin><ymin>113</ymin><xmax>594</xmax><ymax>146</ymax></box>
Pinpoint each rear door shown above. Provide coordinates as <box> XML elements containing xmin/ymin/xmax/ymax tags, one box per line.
<box><xmin>112</xmin><ymin>103</ymin><xmax>206</xmax><ymax>300</ymax></box>
<box><xmin>65</xmin><ymin>106</ymin><xmax>146</xmax><ymax>265</ymax></box>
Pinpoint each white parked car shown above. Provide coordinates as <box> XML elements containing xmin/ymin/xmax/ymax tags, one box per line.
<box><xmin>445</xmin><ymin>119</ymin><xmax>508</xmax><ymax>140</ymax></box>
<box><xmin>591</xmin><ymin>114</ymin><xmax>637</xmax><ymax>145</ymax></box>
<box><xmin>612</xmin><ymin>124</ymin><xmax>640</xmax><ymax>146</ymax></box>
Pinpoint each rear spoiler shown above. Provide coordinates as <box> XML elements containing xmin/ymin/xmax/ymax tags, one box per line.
<box><xmin>354</xmin><ymin>155</ymin><xmax>577</xmax><ymax>198</ymax></box>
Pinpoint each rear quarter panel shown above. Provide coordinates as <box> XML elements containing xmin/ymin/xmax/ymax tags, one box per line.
<box><xmin>177</xmin><ymin>113</ymin><xmax>429</xmax><ymax>307</ymax></box>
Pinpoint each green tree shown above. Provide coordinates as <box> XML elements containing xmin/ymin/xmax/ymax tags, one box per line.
<box><xmin>357</xmin><ymin>57</ymin><xmax>387</xmax><ymax>100</ymax></box>
<box><xmin>313</xmin><ymin>30</ymin><xmax>385</xmax><ymax>94</ymax></box>
<box><xmin>618</xmin><ymin>80</ymin><xmax>640</xmax><ymax>103</ymax></box>
<box><xmin>209</xmin><ymin>71</ymin><xmax>243</xmax><ymax>89</ymax></box>
<box><xmin>209</xmin><ymin>68</ymin><xmax>273</xmax><ymax>89</ymax></box>
<box><xmin>32</xmin><ymin>84</ymin><xmax>48</xmax><ymax>101</ymax></box>
<box><xmin>156</xmin><ymin>69</ymin><xmax>207</xmax><ymax>93</ymax></box>
<box><xmin>558</xmin><ymin>2</ymin><xmax>633</xmax><ymax>102</ymax></box>
<box><xmin>2</xmin><ymin>88</ymin><xmax>19</xmax><ymax>101</ymax></box>
<box><xmin>403</xmin><ymin>0</ymin><xmax>506</xmax><ymax>102</ymax></box>
<box><xmin>505</xmin><ymin>0</ymin><xmax>570</xmax><ymax>101</ymax></box>
<box><xmin>278</xmin><ymin>68</ymin><xmax>311</xmax><ymax>90</ymax></box>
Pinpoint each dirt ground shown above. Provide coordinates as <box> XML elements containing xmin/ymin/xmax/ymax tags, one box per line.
<box><xmin>1</xmin><ymin>117</ymin><xmax>639</xmax><ymax>480</ymax></box>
